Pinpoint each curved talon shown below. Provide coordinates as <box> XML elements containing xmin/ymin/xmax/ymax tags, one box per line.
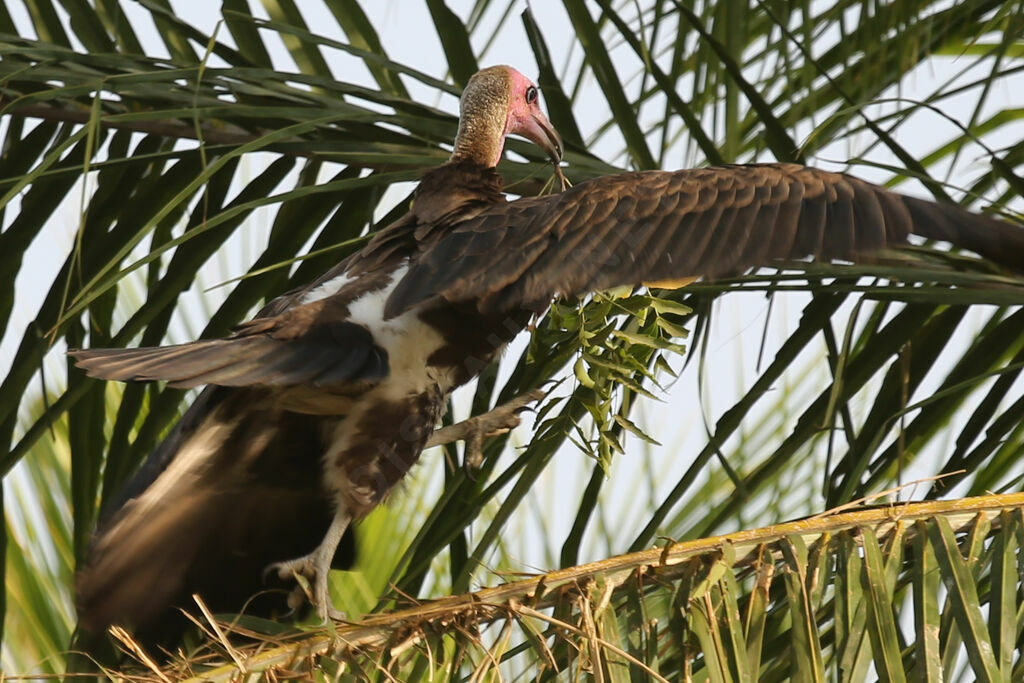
<box><xmin>268</xmin><ymin>556</ymin><xmax>315</xmax><ymax>582</ymax></box>
<box><xmin>283</xmin><ymin>586</ymin><xmax>304</xmax><ymax>616</ymax></box>
<box><xmin>260</xmin><ymin>510</ymin><xmax>351</xmax><ymax>622</ymax></box>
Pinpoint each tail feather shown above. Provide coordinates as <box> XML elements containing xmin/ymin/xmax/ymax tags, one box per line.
<box><xmin>76</xmin><ymin>395</ymin><xmax>353</xmax><ymax>641</ymax></box>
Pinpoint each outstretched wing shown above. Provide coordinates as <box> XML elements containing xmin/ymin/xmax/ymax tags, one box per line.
<box><xmin>385</xmin><ymin>163</ymin><xmax>1024</xmax><ymax>317</ymax></box>
<box><xmin>69</xmin><ymin>317</ymin><xmax>388</xmax><ymax>389</ymax></box>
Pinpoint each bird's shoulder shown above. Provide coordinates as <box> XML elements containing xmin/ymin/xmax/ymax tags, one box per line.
<box><xmin>411</xmin><ymin>158</ymin><xmax>507</xmax><ymax>229</ymax></box>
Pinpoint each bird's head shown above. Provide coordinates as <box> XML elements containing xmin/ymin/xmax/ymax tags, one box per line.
<box><xmin>451</xmin><ymin>65</ymin><xmax>562</xmax><ymax>168</ymax></box>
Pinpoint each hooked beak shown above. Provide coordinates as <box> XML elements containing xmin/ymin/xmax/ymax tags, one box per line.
<box><xmin>519</xmin><ymin>111</ymin><xmax>563</xmax><ymax>164</ymax></box>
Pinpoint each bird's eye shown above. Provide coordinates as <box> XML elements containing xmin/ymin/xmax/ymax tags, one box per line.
<box><xmin>525</xmin><ymin>86</ymin><xmax>538</xmax><ymax>104</ymax></box>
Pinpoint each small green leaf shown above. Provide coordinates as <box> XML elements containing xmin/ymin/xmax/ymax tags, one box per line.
<box><xmin>860</xmin><ymin>528</ymin><xmax>907</xmax><ymax>683</ymax></box>
<box><xmin>573</xmin><ymin>357</ymin><xmax>596</xmax><ymax>389</ymax></box>
<box><xmin>929</xmin><ymin>517</ymin><xmax>1001</xmax><ymax>682</ymax></box>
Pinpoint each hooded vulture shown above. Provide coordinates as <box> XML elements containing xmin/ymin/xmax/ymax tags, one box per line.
<box><xmin>70</xmin><ymin>64</ymin><xmax>1024</xmax><ymax>638</ymax></box>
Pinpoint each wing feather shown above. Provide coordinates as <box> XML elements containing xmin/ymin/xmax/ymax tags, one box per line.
<box><xmin>822</xmin><ymin>183</ymin><xmax>855</xmax><ymax>259</ymax></box>
<box><xmin>383</xmin><ymin>163</ymin><xmax>1023</xmax><ymax>318</ymax></box>
<box><xmin>69</xmin><ymin>320</ymin><xmax>387</xmax><ymax>389</ymax></box>
<box><xmin>849</xmin><ymin>183</ymin><xmax>886</xmax><ymax>253</ymax></box>
<box><xmin>702</xmin><ymin>183</ymin><xmax>760</xmax><ymax>275</ymax></box>
<box><xmin>737</xmin><ymin>189</ymin><xmax>780</xmax><ymax>269</ymax></box>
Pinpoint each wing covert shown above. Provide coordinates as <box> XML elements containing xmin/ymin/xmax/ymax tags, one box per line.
<box><xmin>384</xmin><ymin>163</ymin><xmax>1023</xmax><ymax>318</ymax></box>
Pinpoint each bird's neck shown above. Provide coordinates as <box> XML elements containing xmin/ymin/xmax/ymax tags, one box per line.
<box><xmin>450</xmin><ymin>103</ymin><xmax>508</xmax><ymax>168</ymax></box>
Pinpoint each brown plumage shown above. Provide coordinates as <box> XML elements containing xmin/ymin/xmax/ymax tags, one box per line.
<box><xmin>70</xmin><ymin>64</ymin><xmax>1023</xmax><ymax>643</ymax></box>
<box><xmin>385</xmin><ymin>163</ymin><xmax>1023</xmax><ymax>317</ymax></box>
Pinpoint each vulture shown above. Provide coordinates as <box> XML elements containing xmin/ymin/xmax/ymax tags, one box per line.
<box><xmin>71</xmin><ymin>65</ymin><xmax>1024</xmax><ymax>639</ymax></box>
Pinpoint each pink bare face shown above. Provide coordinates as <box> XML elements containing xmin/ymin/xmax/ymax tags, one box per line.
<box><xmin>503</xmin><ymin>68</ymin><xmax>563</xmax><ymax>163</ymax></box>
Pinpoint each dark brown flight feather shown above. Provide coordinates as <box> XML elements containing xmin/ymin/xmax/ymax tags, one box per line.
<box><xmin>385</xmin><ymin>163</ymin><xmax>1023</xmax><ymax>318</ymax></box>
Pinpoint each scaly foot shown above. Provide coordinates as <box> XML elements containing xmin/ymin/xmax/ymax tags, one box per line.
<box><xmin>425</xmin><ymin>388</ymin><xmax>545</xmax><ymax>467</ymax></box>
<box><xmin>265</xmin><ymin>509</ymin><xmax>350</xmax><ymax>622</ymax></box>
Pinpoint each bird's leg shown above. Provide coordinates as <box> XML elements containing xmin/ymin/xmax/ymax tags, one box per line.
<box><xmin>266</xmin><ymin>508</ymin><xmax>350</xmax><ymax>622</ymax></box>
<box><xmin>426</xmin><ymin>388</ymin><xmax>545</xmax><ymax>467</ymax></box>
